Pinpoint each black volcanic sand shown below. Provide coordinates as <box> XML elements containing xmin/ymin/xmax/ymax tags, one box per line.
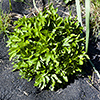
<box><xmin>0</xmin><ymin>0</ymin><xmax>100</xmax><ymax>100</ymax></box>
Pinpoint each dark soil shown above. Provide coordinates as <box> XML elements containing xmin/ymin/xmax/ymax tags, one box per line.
<box><xmin>0</xmin><ymin>0</ymin><xmax>100</xmax><ymax>100</ymax></box>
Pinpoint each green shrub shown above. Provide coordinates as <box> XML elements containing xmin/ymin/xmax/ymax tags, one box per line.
<box><xmin>7</xmin><ymin>4</ymin><xmax>88</xmax><ymax>91</ymax></box>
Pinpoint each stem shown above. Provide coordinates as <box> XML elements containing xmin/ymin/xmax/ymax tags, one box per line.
<box><xmin>88</xmin><ymin>59</ymin><xmax>100</xmax><ymax>79</ymax></box>
<box><xmin>0</xmin><ymin>0</ymin><xmax>3</xmax><ymax>14</ymax></box>
<box><xmin>75</xmin><ymin>0</ymin><xmax>82</xmax><ymax>26</ymax></box>
<box><xmin>48</xmin><ymin>0</ymin><xmax>50</xmax><ymax>5</ymax></box>
<box><xmin>9</xmin><ymin>0</ymin><xmax>12</xmax><ymax>11</ymax></box>
<box><xmin>33</xmin><ymin>0</ymin><xmax>39</xmax><ymax>13</ymax></box>
<box><xmin>85</xmin><ymin>0</ymin><xmax>90</xmax><ymax>53</ymax></box>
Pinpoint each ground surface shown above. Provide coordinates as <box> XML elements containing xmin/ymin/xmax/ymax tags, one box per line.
<box><xmin>0</xmin><ymin>0</ymin><xmax>100</xmax><ymax>100</ymax></box>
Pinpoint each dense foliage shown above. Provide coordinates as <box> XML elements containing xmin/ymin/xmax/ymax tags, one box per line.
<box><xmin>7</xmin><ymin>4</ymin><xmax>88</xmax><ymax>91</ymax></box>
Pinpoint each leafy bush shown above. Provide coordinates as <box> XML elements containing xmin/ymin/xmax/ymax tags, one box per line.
<box><xmin>7</xmin><ymin>4</ymin><xmax>88</xmax><ymax>91</ymax></box>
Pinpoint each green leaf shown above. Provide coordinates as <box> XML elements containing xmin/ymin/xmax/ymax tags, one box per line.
<box><xmin>63</xmin><ymin>76</ymin><xmax>68</xmax><ymax>82</ymax></box>
<box><xmin>75</xmin><ymin>68</ymin><xmax>82</xmax><ymax>72</ymax></box>
<box><xmin>52</xmin><ymin>74</ymin><xmax>62</xmax><ymax>83</ymax></box>
<box><xmin>36</xmin><ymin>61</ymin><xmax>41</xmax><ymax>70</ymax></box>
<box><xmin>34</xmin><ymin>78</ymin><xmax>42</xmax><ymax>87</ymax></box>
<box><xmin>56</xmin><ymin>17</ymin><xmax>63</xmax><ymax>26</ymax></box>
<box><xmin>26</xmin><ymin>58</ymin><xmax>38</xmax><ymax>68</ymax></box>
<box><xmin>34</xmin><ymin>75</ymin><xmax>43</xmax><ymax>86</ymax></box>
<box><xmin>10</xmin><ymin>35</ymin><xmax>21</xmax><ymax>42</ymax></box>
<box><xmin>63</xmin><ymin>0</ymin><xmax>72</xmax><ymax>4</ymax></box>
<box><xmin>20</xmin><ymin>61</ymin><xmax>28</xmax><ymax>68</ymax></box>
<box><xmin>45</xmin><ymin>76</ymin><xmax>50</xmax><ymax>84</ymax></box>
<box><xmin>41</xmin><ymin>30</ymin><xmax>49</xmax><ymax>36</ymax></box>
<box><xmin>79</xmin><ymin>60</ymin><xmax>83</xmax><ymax>65</ymax></box>
<box><xmin>50</xmin><ymin>77</ymin><xmax>55</xmax><ymax>91</ymax></box>
<box><xmin>63</xmin><ymin>37</ymin><xmax>71</xmax><ymax>46</ymax></box>
<box><xmin>45</xmin><ymin>53</ymin><xmax>51</xmax><ymax>65</ymax></box>
<box><xmin>28</xmin><ymin>23</ymin><xmax>31</xmax><ymax>28</ymax></box>
<box><xmin>9</xmin><ymin>52</ymin><xmax>17</xmax><ymax>61</ymax></box>
<box><xmin>40</xmin><ymin>77</ymin><xmax>46</xmax><ymax>90</ymax></box>
<box><xmin>39</xmin><ymin>32</ymin><xmax>46</xmax><ymax>41</ymax></box>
